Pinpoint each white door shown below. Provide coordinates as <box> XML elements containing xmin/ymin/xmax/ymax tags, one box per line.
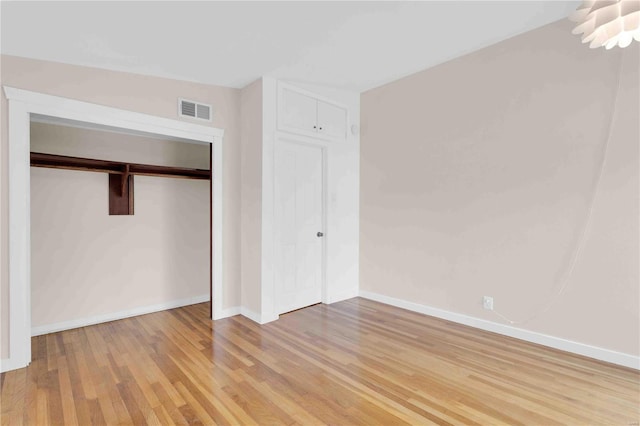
<box><xmin>274</xmin><ymin>140</ymin><xmax>324</xmax><ymax>314</ymax></box>
<box><xmin>280</xmin><ymin>87</ymin><xmax>318</xmax><ymax>135</ymax></box>
<box><xmin>317</xmin><ymin>100</ymin><xmax>347</xmax><ymax>140</ymax></box>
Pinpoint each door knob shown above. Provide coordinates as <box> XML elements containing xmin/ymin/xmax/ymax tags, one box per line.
<box><xmin>317</xmin><ymin>232</ymin><xmax>324</xmax><ymax>237</ymax></box>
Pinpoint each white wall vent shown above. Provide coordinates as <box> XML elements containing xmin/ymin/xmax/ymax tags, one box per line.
<box><xmin>178</xmin><ymin>98</ymin><xmax>212</xmax><ymax>122</ymax></box>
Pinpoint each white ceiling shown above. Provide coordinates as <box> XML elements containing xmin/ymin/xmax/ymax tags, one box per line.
<box><xmin>1</xmin><ymin>1</ymin><xmax>579</xmax><ymax>92</ymax></box>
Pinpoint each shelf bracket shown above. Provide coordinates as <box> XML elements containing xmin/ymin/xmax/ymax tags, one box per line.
<box><xmin>109</xmin><ymin>172</ymin><xmax>134</xmax><ymax>216</ymax></box>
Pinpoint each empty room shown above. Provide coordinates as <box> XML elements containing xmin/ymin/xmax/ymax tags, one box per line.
<box><xmin>1</xmin><ymin>1</ymin><xmax>639</xmax><ymax>424</ymax></box>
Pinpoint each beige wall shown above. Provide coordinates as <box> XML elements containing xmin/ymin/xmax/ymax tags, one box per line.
<box><xmin>31</xmin><ymin>121</ymin><xmax>211</xmax><ymax>169</ymax></box>
<box><xmin>360</xmin><ymin>21</ymin><xmax>639</xmax><ymax>356</ymax></box>
<box><xmin>1</xmin><ymin>55</ymin><xmax>241</xmax><ymax>358</ymax></box>
<box><xmin>30</xmin><ymin>123</ymin><xmax>210</xmax><ymax>328</ymax></box>
<box><xmin>240</xmin><ymin>79</ymin><xmax>263</xmax><ymax>315</ymax></box>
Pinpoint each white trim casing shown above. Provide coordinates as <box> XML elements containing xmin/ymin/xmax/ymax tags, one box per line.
<box><xmin>31</xmin><ymin>295</ymin><xmax>210</xmax><ymax>337</ymax></box>
<box><xmin>211</xmin><ymin>140</ymin><xmax>225</xmax><ymax>321</ymax></box>
<box><xmin>1</xmin><ymin>86</ymin><xmax>225</xmax><ymax>373</ymax></box>
<box><xmin>4</xmin><ymin>87</ymin><xmax>223</xmax><ymax>141</ymax></box>
<box><xmin>359</xmin><ymin>290</ymin><xmax>640</xmax><ymax>370</ymax></box>
<box><xmin>260</xmin><ymin>77</ymin><xmax>278</xmax><ymax>324</ymax></box>
<box><xmin>7</xmin><ymin>99</ymin><xmax>31</xmax><ymax>373</ymax></box>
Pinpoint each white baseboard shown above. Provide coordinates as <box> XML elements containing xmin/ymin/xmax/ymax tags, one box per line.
<box><xmin>215</xmin><ymin>306</ymin><xmax>241</xmax><ymax>319</ymax></box>
<box><xmin>326</xmin><ymin>287</ymin><xmax>359</xmax><ymax>304</ymax></box>
<box><xmin>240</xmin><ymin>307</ymin><xmax>262</xmax><ymax>323</ymax></box>
<box><xmin>259</xmin><ymin>312</ymin><xmax>279</xmax><ymax>324</ymax></box>
<box><xmin>31</xmin><ymin>294</ymin><xmax>210</xmax><ymax>337</ymax></box>
<box><xmin>240</xmin><ymin>307</ymin><xmax>279</xmax><ymax>324</ymax></box>
<box><xmin>359</xmin><ymin>290</ymin><xmax>639</xmax><ymax>370</ymax></box>
<box><xmin>0</xmin><ymin>357</ymin><xmax>24</xmax><ymax>373</ymax></box>
<box><xmin>213</xmin><ymin>306</ymin><xmax>278</xmax><ymax>324</ymax></box>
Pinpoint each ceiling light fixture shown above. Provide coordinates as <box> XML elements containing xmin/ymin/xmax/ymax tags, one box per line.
<box><xmin>570</xmin><ymin>0</ymin><xmax>640</xmax><ymax>49</ymax></box>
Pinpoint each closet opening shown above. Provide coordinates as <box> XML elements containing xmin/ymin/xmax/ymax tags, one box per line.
<box><xmin>28</xmin><ymin>118</ymin><xmax>213</xmax><ymax>339</ymax></box>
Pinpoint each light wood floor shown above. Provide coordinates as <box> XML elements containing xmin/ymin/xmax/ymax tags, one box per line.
<box><xmin>1</xmin><ymin>298</ymin><xmax>639</xmax><ymax>425</ymax></box>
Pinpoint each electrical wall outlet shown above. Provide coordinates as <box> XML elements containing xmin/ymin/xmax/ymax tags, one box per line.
<box><xmin>483</xmin><ymin>296</ymin><xmax>494</xmax><ymax>310</ymax></box>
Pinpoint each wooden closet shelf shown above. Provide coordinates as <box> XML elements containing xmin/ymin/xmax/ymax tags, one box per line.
<box><xmin>30</xmin><ymin>152</ymin><xmax>211</xmax><ymax>180</ymax></box>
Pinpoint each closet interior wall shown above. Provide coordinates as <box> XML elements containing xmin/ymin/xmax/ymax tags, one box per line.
<box><xmin>29</xmin><ymin>121</ymin><xmax>211</xmax><ymax>333</ymax></box>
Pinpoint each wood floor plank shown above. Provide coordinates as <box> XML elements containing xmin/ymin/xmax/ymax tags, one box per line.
<box><xmin>1</xmin><ymin>298</ymin><xmax>639</xmax><ymax>425</ymax></box>
<box><xmin>149</xmin><ymin>382</ymin><xmax>188</xmax><ymax>426</ymax></box>
<box><xmin>56</xmin><ymin>356</ymin><xmax>79</xmax><ymax>426</ymax></box>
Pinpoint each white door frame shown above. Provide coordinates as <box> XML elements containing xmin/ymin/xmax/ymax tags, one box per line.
<box><xmin>1</xmin><ymin>86</ymin><xmax>225</xmax><ymax>373</ymax></box>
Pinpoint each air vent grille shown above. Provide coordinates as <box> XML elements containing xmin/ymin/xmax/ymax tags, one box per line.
<box><xmin>196</xmin><ymin>104</ymin><xmax>210</xmax><ymax>120</ymax></box>
<box><xmin>178</xmin><ymin>98</ymin><xmax>212</xmax><ymax>122</ymax></box>
<box><xmin>181</xmin><ymin>100</ymin><xmax>196</xmax><ymax>117</ymax></box>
